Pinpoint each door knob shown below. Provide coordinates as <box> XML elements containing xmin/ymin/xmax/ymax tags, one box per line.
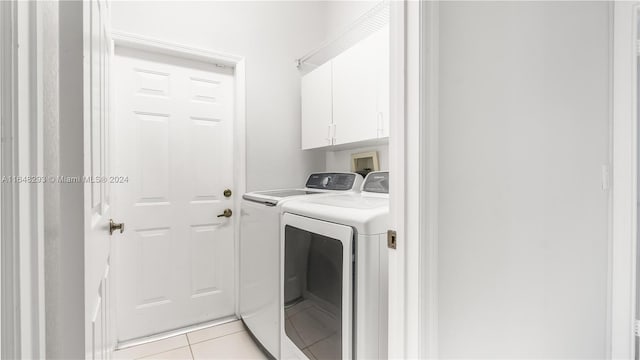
<box><xmin>109</xmin><ymin>219</ymin><xmax>125</xmax><ymax>235</ymax></box>
<box><xmin>217</xmin><ymin>209</ymin><xmax>232</xmax><ymax>218</ymax></box>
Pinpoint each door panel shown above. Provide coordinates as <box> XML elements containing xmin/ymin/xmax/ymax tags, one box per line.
<box><xmin>136</xmin><ymin>228</ymin><xmax>172</xmax><ymax>307</ymax></box>
<box><xmin>189</xmin><ymin>225</ymin><xmax>222</xmax><ymax>297</ymax></box>
<box><xmin>114</xmin><ymin>45</ymin><xmax>235</xmax><ymax>341</ymax></box>
<box><xmin>137</xmin><ymin>113</ymin><xmax>170</xmax><ymax>201</ymax></box>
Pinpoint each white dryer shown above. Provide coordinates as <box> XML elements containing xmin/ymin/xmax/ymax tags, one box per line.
<box><xmin>280</xmin><ymin>171</ymin><xmax>390</xmax><ymax>360</ymax></box>
<box><xmin>239</xmin><ymin>172</ymin><xmax>363</xmax><ymax>358</ymax></box>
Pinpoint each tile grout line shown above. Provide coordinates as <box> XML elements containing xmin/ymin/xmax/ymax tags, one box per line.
<box><xmin>187</xmin><ymin>330</ymin><xmax>252</xmax><ymax>360</ymax></box>
<box><xmin>186</xmin><ymin>332</ymin><xmax>195</xmax><ymax>360</ymax></box>
<box><xmin>137</xmin><ymin>346</ymin><xmax>191</xmax><ymax>360</ymax></box>
<box><xmin>188</xmin><ymin>329</ymin><xmax>246</xmax><ymax>346</ymax></box>
<box><xmin>130</xmin><ymin>335</ymin><xmax>190</xmax><ymax>360</ymax></box>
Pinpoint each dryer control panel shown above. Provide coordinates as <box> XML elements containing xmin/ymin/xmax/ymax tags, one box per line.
<box><xmin>362</xmin><ymin>171</ymin><xmax>389</xmax><ymax>193</ymax></box>
<box><xmin>305</xmin><ymin>172</ymin><xmax>361</xmax><ymax>191</ymax></box>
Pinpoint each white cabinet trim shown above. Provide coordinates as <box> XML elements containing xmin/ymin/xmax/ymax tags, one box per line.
<box><xmin>611</xmin><ymin>2</ymin><xmax>639</xmax><ymax>359</ymax></box>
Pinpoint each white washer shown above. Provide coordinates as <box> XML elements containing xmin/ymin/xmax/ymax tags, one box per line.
<box><xmin>240</xmin><ymin>172</ymin><xmax>363</xmax><ymax>358</ymax></box>
<box><xmin>280</xmin><ymin>171</ymin><xmax>389</xmax><ymax>360</ymax></box>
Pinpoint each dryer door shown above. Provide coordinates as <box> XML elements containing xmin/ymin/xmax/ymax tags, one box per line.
<box><xmin>281</xmin><ymin>213</ymin><xmax>354</xmax><ymax>360</ymax></box>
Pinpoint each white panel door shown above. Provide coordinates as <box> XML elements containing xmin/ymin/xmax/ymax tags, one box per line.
<box><xmin>84</xmin><ymin>0</ymin><xmax>115</xmax><ymax>359</ymax></box>
<box><xmin>301</xmin><ymin>61</ymin><xmax>333</xmax><ymax>149</ymax></box>
<box><xmin>114</xmin><ymin>46</ymin><xmax>236</xmax><ymax>341</ymax></box>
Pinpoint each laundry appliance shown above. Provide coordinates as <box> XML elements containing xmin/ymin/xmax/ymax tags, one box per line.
<box><xmin>239</xmin><ymin>172</ymin><xmax>364</xmax><ymax>358</ymax></box>
<box><xmin>280</xmin><ymin>171</ymin><xmax>390</xmax><ymax>360</ymax></box>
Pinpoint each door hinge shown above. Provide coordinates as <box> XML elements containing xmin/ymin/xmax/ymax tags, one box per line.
<box><xmin>387</xmin><ymin>229</ymin><xmax>397</xmax><ymax>249</ymax></box>
<box><xmin>634</xmin><ymin>319</ymin><xmax>640</xmax><ymax>337</ymax></box>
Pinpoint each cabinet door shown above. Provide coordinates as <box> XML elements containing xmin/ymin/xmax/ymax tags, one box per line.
<box><xmin>301</xmin><ymin>61</ymin><xmax>333</xmax><ymax>149</ymax></box>
<box><xmin>332</xmin><ymin>31</ymin><xmax>380</xmax><ymax>145</ymax></box>
<box><xmin>333</xmin><ymin>27</ymin><xmax>389</xmax><ymax>145</ymax></box>
<box><xmin>376</xmin><ymin>25</ymin><xmax>390</xmax><ymax>138</ymax></box>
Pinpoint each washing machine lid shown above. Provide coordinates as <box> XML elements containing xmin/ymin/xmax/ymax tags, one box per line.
<box><xmin>242</xmin><ymin>172</ymin><xmax>363</xmax><ymax>205</ymax></box>
<box><xmin>242</xmin><ymin>189</ymin><xmax>325</xmax><ymax>205</ymax></box>
<box><xmin>249</xmin><ymin>189</ymin><xmax>323</xmax><ymax>198</ymax></box>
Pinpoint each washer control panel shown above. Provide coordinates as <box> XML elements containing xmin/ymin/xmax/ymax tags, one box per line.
<box><xmin>305</xmin><ymin>172</ymin><xmax>361</xmax><ymax>191</ymax></box>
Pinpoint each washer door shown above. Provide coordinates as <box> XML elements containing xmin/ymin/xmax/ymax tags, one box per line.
<box><xmin>281</xmin><ymin>213</ymin><xmax>354</xmax><ymax>360</ymax></box>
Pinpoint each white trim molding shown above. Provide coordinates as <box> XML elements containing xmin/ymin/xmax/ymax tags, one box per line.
<box><xmin>401</xmin><ymin>0</ymin><xmax>423</xmax><ymax>357</ymax></box>
<box><xmin>110</xmin><ymin>30</ymin><xmax>243</xmax><ymax>68</ymax></box>
<box><xmin>1</xmin><ymin>1</ymin><xmax>46</xmax><ymax>358</ymax></box>
<box><xmin>388</xmin><ymin>1</ymin><xmax>437</xmax><ymax>358</ymax></box>
<box><xmin>387</xmin><ymin>1</ymin><xmax>408</xmax><ymax>356</ymax></box>
<box><xmin>611</xmin><ymin>2</ymin><xmax>639</xmax><ymax>359</ymax></box>
<box><xmin>420</xmin><ymin>1</ymin><xmax>439</xmax><ymax>359</ymax></box>
<box><xmin>388</xmin><ymin>2</ymin><xmax>438</xmax><ymax>358</ymax></box>
<box><xmin>0</xmin><ymin>1</ymin><xmax>20</xmax><ymax>355</ymax></box>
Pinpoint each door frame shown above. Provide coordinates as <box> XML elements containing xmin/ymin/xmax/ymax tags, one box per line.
<box><xmin>388</xmin><ymin>1</ymin><xmax>437</xmax><ymax>358</ymax></box>
<box><xmin>0</xmin><ymin>0</ymin><xmax>46</xmax><ymax>358</ymax></box>
<box><xmin>109</xmin><ymin>30</ymin><xmax>247</xmax><ymax>327</ymax></box>
<box><xmin>611</xmin><ymin>2</ymin><xmax>640</xmax><ymax>359</ymax></box>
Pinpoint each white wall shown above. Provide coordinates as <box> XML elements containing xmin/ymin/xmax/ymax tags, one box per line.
<box><xmin>111</xmin><ymin>1</ymin><xmax>327</xmax><ymax>190</ymax></box>
<box><xmin>436</xmin><ymin>2</ymin><xmax>610</xmax><ymax>358</ymax></box>
<box><xmin>325</xmin><ymin>0</ymin><xmax>379</xmax><ymax>39</ymax></box>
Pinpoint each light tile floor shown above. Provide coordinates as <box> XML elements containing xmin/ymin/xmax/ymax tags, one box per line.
<box><xmin>113</xmin><ymin>320</ymin><xmax>267</xmax><ymax>360</ymax></box>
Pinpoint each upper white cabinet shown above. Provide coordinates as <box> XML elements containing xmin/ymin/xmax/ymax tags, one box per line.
<box><xmin>301</xmin><ymin>61</ymin><xmax>333</xmax><ymax>149</ymax></box>
<box><xmin>333</xmin><ymin>24</ymin><xmax>389</xmax><ymax>145</ymax></box>
<box><xmin>300</xmin><ymin>24</ymin><xmax>389</xmax><ymax>150</ymax></box>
